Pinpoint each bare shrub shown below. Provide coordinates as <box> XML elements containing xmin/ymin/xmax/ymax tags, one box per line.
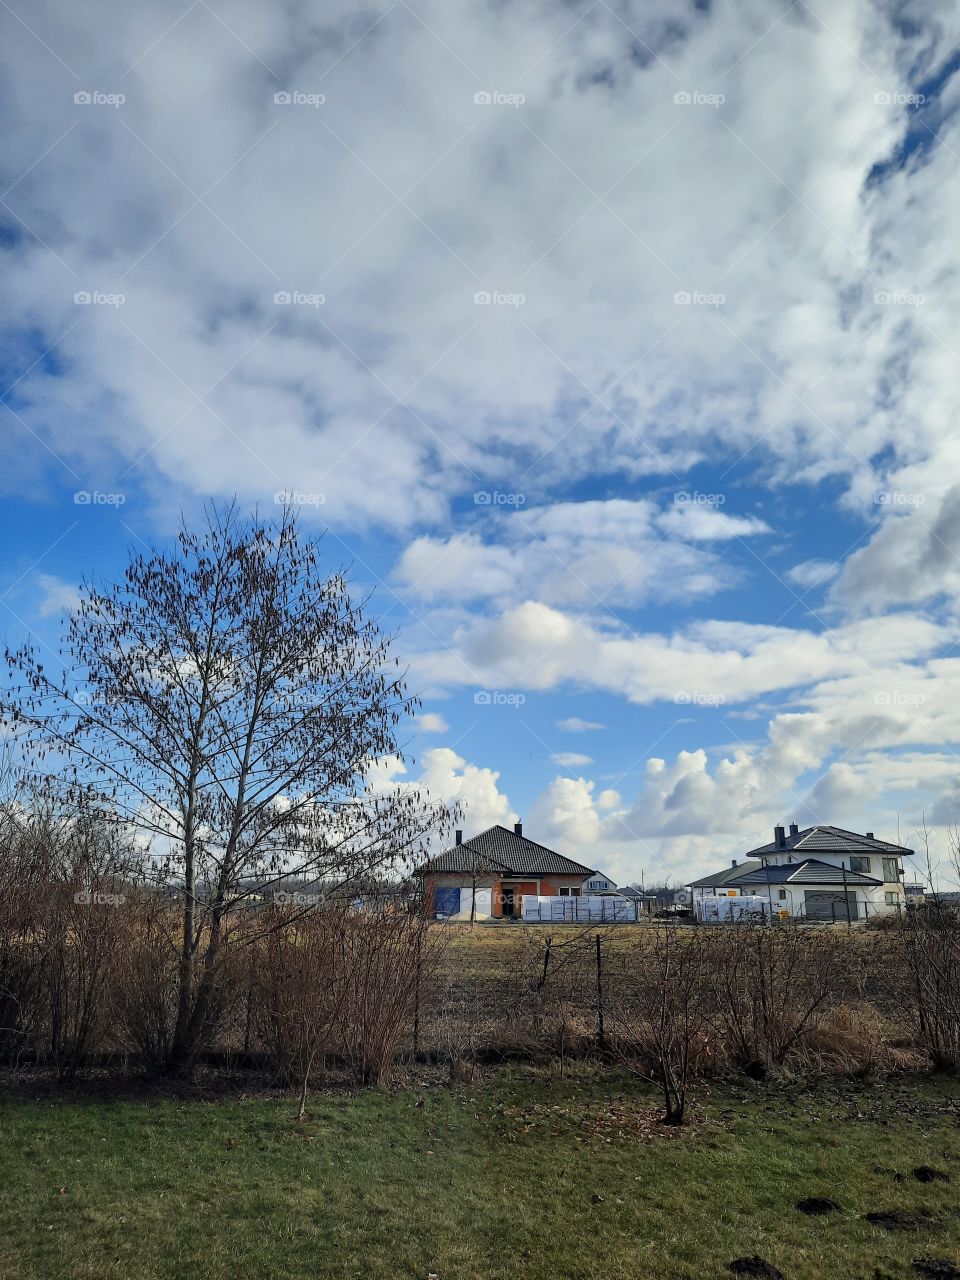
<box><xmin>614</xmin><ymin>924</ymin><xmax>713</xmax><ymax>1124</ymax></box>
<box><xmin>704</xmin><ymin>924</ymin><xmax>848</xmax><ymax>1077</ymax></box>
<box><xmin>502</xmin><ymin>929</ymin><xmax>604</xmax><ymax>1066</ymax></box>
<box><xmin>896</xmin><ymin>902</ymin><xmax>960</xmax><ymax>1070</ymax></box>
<box><xmin>0</xmin><ymin>781</ymin><xmax>138</xmax><ymax>1078</ymax></box>
<box><xmin>110</xmin><ymin>895</ymin><xmax>182</xmax><ymax>1072</ymax></box>
<box><xmin>253</xmin><ymin>907</ymin><xmax>349</xmax><ymax>1117</ymax></box>
<box><xmin>0</xmin><ymin>793</ymin><xmax>50</xmax><ymax>1065</ymax></box>
<box><xmin>336</xmin><ymin>907</ymin><xmax>443</xmax><ymax>1087</ymax></box>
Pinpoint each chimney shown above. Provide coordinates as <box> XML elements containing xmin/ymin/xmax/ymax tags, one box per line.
<box><xmin>789</xmin><ymin>822</ymin><xmax>799</xmax><ymax>837</ymax></box>
<box><xmin>731</xmin><ymin>858</ymin><xmax>738</xmax><ymax>867</ymax></box>
<box><xmin>774</xmin><ymin>824</ymin><xmax>786</xmax><ymax>849</ymax></box>
<box><xmin>455</xmin><ymin>829</ymin><xmax>462</xmax><ymax>846</ymax></box>
<box><xmin>514</xmin><ymin>821</ymin><xmax>523</xmax><ymax>837</ymax></box>
<box><xmin>866</xmin><ymin>832</ymin><xmax>874</xmax><ymax>840</ymax></box>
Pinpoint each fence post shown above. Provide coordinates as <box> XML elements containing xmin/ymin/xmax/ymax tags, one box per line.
<box><xmin>412</xmin><ymin>934</ymin><xmax>422</xmax><ymax>1058</ymax></box>
<box><xmin>538</xmin><ymin>935</ymin><xmax>552</xmax><ymax>991</ymax></box>
<box><xmin>842</xmin><ymin>864</ymin><xmax>852</xmax><ymax>929</ymax></box>
<box><xmin>595</xmin><ymin>933</ymin><xmax>606</xmax><ymax>1049</ymax></box>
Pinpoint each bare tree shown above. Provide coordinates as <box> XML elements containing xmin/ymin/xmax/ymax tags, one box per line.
<box><xmin>4</xmin><ymin>502</ymin><xmax>447</xmax><ymax>1075</ymax></box>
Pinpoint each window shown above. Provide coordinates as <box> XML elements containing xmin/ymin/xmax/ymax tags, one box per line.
<box><xmin>882</xmin><ymin>857</ymin><xmax>899</xmax><ymax>882</ymax></box>
<box><xmin>849</xmin><ymin>856</ymin><xmax>871</xmax><ymax>874</ymax></box>
<box><xmin>885</xmin><ymin>891</ymin><xmax>898</xmax><ymax>905</ymax></box>
<box><xmin>778</xmin><ymin>889</ymin><xmax>787</xmax><ymax>900</ymax></box>
<box><xmin>558</xmin><ymin>887</ymin><xmax>580</xmax><ymax>897</ymax></box>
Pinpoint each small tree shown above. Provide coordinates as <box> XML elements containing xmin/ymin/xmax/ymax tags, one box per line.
<box><xmin>617</xmin><ymin>923</ymin><xmax>710</xmax><ymax>1124</ymax></box>
<box><xmin>4</xmin><ymin>502</ymin><xmax>446</xmax><ymax>1075</ymax></box>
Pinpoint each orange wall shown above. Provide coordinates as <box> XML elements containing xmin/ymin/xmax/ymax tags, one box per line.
<box><xmin>511</xmin><ymin>881</ymin><xmax>538</xmax><ymax>901</ymax></box>
<box><xmin>541</xmin><ymin>877</ymin><xmax>586</xmax><ymax>894</ymax></box>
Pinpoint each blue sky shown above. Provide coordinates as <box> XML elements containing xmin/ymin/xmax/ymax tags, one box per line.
<box><xmin>3</xmin><ymin>0</ymin><xmax>960</xmax><ymax>886</ymax></box>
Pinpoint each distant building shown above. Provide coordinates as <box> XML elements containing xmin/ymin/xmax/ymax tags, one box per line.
<box><xmin>688</xmin><ymin>858</ymin><xmax>762</xmax><ymax>899</ymax></box>
<box><xmin>687</xmin><ymin>825</ymin><xmax>913</xmax><ymax>921</ymax></box>
<box><xmin>581</xmin><ymin>871</ymin><xmax>618</xmax><ymax>895</ymax></box>
<box><xmin>415</xmin><ymin>822</ymin><xmax>595</xmax><ymax>920</ymax></box>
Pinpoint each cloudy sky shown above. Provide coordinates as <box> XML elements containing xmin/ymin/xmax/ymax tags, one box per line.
<box><xmin>3</xmin><ymin>0</ymin><xmax>960</xmax><ymax>886</ymax></box>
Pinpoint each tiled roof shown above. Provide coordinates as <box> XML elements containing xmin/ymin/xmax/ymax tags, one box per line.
<box><xmin>688</xmin><ymin>860</ymin><xmax>762</xmax><ymax>889</ymax></box>
<box><xmin>416</xmin><ymin>825</ymin><xmax>595</xmax><ymax>878</ymax></box>
<box><xmin>745</xmin><ymin>825</ymin><xmax>913</xmax><ymax>858</ymax></box>
<box><xmin>731</xmin><ymin>857</ymin><xmax>882</xmax><ymax>887</ymax></box>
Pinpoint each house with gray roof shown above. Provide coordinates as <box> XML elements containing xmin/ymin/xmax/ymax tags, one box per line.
<box><xmin>415</xmin><ymin>822</ymin><xmax>596</xmax><ymax>919</ymax></box>
<box><xmin>687</xmin><ymin>824</ymin><xmax>914</xmax><ymax>921</ymax></box>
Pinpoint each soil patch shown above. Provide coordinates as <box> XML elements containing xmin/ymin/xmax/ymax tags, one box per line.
<box><xmin>729</xmin><ymin>1258</ymin><xmax>785</xmax><ymax>1279</ymax></box>
<box><xmin>912</xmin><ymin>1261</ymin><xmax>960</xmax><ymax>1279</ymax></box>
<box><xmin>914</xmin><ymin>1166</ymin><xmax>951</xmax><ymax>1184</ymax></box>
<box><xmin>796</xmin><ymin>1196</ymin><xmax>842</xmax><ymax>1215</ymax></box>
<box><xmin>865</xmin><ymin>1209</ymin><xmax>935</xmax><ymax>1232</ymax></box>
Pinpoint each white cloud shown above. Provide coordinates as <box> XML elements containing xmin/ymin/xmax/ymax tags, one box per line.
<box><xmin>529</xmin><ymin>776</ymin><xmax>605</xmax><ymax>849</ymax></box>
<box><xmin>412</xmin><ymin>600</ymin><xmax>953</xmax><ymax>706</ymax></box>
<box><xmin>36</xmin><ymin>574</ymin><xmax>80</xmax><ymax>617</ymax></box>
<box><xmin>551</xmin><ymin>752</ymin><xmax>593</xmax><ymax>768</ymax></box>
<box><xmin>655</xmin><ymin>505</ymin><xmax>770</xmax><ymax>541</ymax></box>
<box><xmin>557</xmin><ymin>716</ymin><xmax>605</xmax><ymax>732</ymax></box>
<box><xmin>3</xmin><ymin>0</ymin><xmax>956</xmax><ymax>542</ymax></box>
<box><xmin>417</xmin><ymin>712</ymin><xmax>449</xmax><ymax>734</ymax></box>
<box><xmin>415</xmin><ymin>747</ymin><xmax>517</xmax><ymax>834</ymax></box>
<box><xmin>786</xmin><ymin>559</ymin><xmax>841</xmax><ymax>590</ymax></box>
<box><xmin>394</xmin><ymin>498</ymin><xmax>765</xmax><ymax>608</ymax></box>
<box><xmin>833</xmin><ymin>485</ymin><xmax>960</xmax><ymax>611</ymax></box>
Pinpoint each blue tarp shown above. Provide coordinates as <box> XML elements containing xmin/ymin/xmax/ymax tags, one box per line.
<box><xmin>434</xmin><ymin>887</ymin><xmax>461</xmax><ymax>917</ymax></box>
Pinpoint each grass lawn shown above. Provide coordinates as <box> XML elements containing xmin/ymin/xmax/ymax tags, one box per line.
<box><xmin>1</xmin><ymin>1068</ymin><xmax>958</xmax><ymax>1280</ymax></box>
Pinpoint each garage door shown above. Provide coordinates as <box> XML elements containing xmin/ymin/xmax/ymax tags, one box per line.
<box><xmin>803</xmin><ymin>890</ymin><xmax>858</xmax><ymax>921</ymax></box>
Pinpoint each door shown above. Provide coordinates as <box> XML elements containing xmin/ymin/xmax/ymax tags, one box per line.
<box><xmin>804</xmin><ymin>890</ymin><xmax>858</xmax><ymax>921</ymax></box>
<box><xmin>501</xmin><ymin>886</ymin><xmax>515</xmax><ymax>917</ymax></box>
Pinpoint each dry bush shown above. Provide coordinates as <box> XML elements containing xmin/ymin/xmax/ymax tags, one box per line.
<box><xmin>42</xmin><ymin>806</ymin><xmax>138</xmax><ymax>1079</ymax></box>
<box><xmin>895</xmin><ymin>903</ymin><xmax>960</xmax><ymax>1070</ymax></box>
<box><xmin>252</xmin><ymin>907</ymin><xmax>349</xmax><ymax>1114</ymax></box>
<box><xmin>613</xmin><ymin>924</ymin><xmax>713</xmax><ymax>1124</ymax></box>
<box><xmin>500</xmin><ymin>929</ymin><xmax>605</xmax><ymax>1065</ymax></box>
<box><xmin>335</xmin><ymin>907</ymin><xmax>443</xmax><ymax>1086</ymax></box>
<box><xmin>0</xmin><ymin>784</ymin><xmax>139</xmax><ymax>1077</ymax></box>
<box><xmin>703</xmin><ymin>924</ymin><xmax>849</xmax><ymax>1077</ymax></box>
<box><xmin>109</xmin><ymin>895</ymin><xmax>182</xmax><ymax>1071</ymax></box>
<box><xmin>802</xmin><ymin>1003</ymin><xmax>919</xmax><ymax>1076</ymax></box>
<box><xmin>0</xmin><ymin>800</ymin><xmax>50</xmax><ymax>1065</ymax></box>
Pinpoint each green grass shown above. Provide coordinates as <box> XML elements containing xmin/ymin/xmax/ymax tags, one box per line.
<box><xmin>1</xmin><ymin>1070</ymin><xmax>958</xmax><ymax>1279</ymax></box>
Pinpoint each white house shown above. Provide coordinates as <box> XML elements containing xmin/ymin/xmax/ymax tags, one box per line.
<box><xmin>581</xmin><ymin>871</ymin><xmax>618</xmax><ymax>895</ymax></box>
<box><xmin>687</xmin><ymin>824</ymin><xmax>913</xmax><ymax>921</ymax></box>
